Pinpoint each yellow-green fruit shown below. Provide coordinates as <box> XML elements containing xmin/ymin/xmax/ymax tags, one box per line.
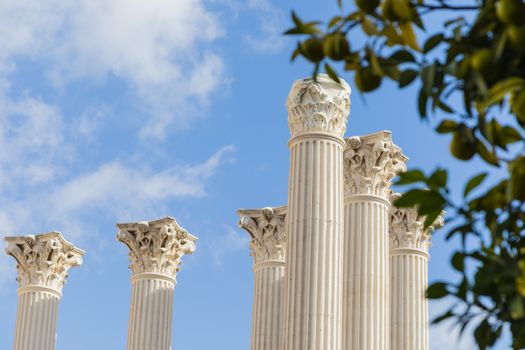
<box><xmin>450</xmin><ymin>133</ymin><xmax>476</xmax><ymax>160</ymax></box>
<box><xmin>508</xmin><ymin>25</ymin><xmax>525</xmax><ymax>50</ymax></box>
<box><xmin>355</xmin><ymin>0</ymin><xmax>380</xmax><ymax>13</ymax></box>
<box><xmin>470</xmin><ymin>49</ymin><xmax>495</xmax><ymax>74</ymax></box>
<box><xmin>496</xmin><ymin>0</ymin><xmax>525</xmax><ymax>25</ymax></box>
<box><xmin>355</xmin><ymin>67</ymin><xmax>382</xmax><ymax>92</ymax></box>
<box><xmin>300</xmin><ymin>38</ymin><xmax>325</xmax><ymax>63</ymax></box>
<box><xmin>323</xmin><ymin>34</ymin><xmax>350</xmax><ymax>61</ymax></box>
<box><xmin>381</xmin><ymin>0</ymin><xmax>398</xmax><ymax>21</ymax></box>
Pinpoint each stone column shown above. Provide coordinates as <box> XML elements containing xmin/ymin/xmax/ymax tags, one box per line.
<box><xmin>283</xmin><ymin>74</ymin><xmax>350</xmax><ymax>350</ymax></box>
<box><xmin>5</xmin><ymin>232</ymin><xmax>84</xmax><ymax>350</ymax></box>
<box><xmin>237</xmin><ymin>206</ymin><xmax>287</xmax><ymax>350</ymax></box>
<box><xmin>117</xmin><ymin>217</ymin><xmax>197</xmax><ymax>350</ymax></box>
<box><xmin>389</xmin><ymin>193</ymin><xmax>444</xmax><ymax>350</ymax></box>
<box><xmin>342</xmin><ymin>131</ymin><xmax>407</xmax><ymax>350</ymax></box>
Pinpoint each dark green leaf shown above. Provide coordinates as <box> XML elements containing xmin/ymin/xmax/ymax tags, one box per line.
<box><xmin>398</xmin><ymin>69</ymin><xmax>418</xmax><ymax>88</ymax></box>
<box><xmin>427</xmin><ymin>282</ymin><xmax>449</xmax><ymax>299</ymax></box>
<box><xmin>476</xmin><ymin>142</ymin><xmax>499</xmax><ymax>167</ymax></box>
<box><xmin>423</xmin><ymin>33</ymin><xmax>444</xmax><ymax>53</ymax></box>
<box><xmin>464</xmin><ymin>173</ymin><xmax>488</xmax><ymax>197</ymax></box>
<box><xmin>451</xmin><ymin>252</ymin><xmax>465</xmax><ymax>272</ymax></box>
<box><xmin>324</xmin><ymin>63</ymin><xmax>341</xmax><ymax>83</ymax></box>
<box><xmin>428</xmin><ymin>168</ymin><xmax>448</xmax><ymax>188</ymax></box>
<box><xmin>436</xmin><ymin>120</ymin><xmax>458</xmax><ymax>134</ymax></box>
<box><xmin>396</xmin><ymin>169</ymin><xmax>426</xmax><ymax>185</ymax></box>
<box><xmin>389</xmin><ymin>50</ymin><xmax>416</xmax><ymax>63</ymax></box>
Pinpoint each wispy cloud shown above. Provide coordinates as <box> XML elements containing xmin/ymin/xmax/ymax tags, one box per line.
<box><xmin>210</xmin><ymin>225</ymin><xmax>250</xmax><ymax>268</ymax></box>
<box><xmin>243</xmin><ymin>0</ymin><xmax>288</xmax><ymax>54</ymax></box>
<box><xmin>0</xmin><ymin>0</ymin><xmax>228</xmax><ymax>140</ymax></box>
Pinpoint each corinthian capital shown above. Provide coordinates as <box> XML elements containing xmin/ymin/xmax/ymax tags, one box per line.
<box><xmin>286</xmin><ymin>74</ymin><xmax>351</xmax><ymax>138</ymax></box>
<box><xmin>117</xmin><ymin>217</ymin><xmax>197</xmax><ymax>278</ymax></box>
<box><xmin>237</xmin><ymin>206</ymin><xmax>287</xmax><ymax>266</ymax></box>
<box><xmin>389</xmin><ymin>193</ymin><xmax>445</xmax><ymax>252</ymax></box>
<box><xmin>344</xmin><ymin>131</ymin><xmax>408</xmax><ymax>198</ymax></box>
<box><xmin>5</xmin><ymin>232</ymin><xmax>84</xmax><ymax>292</ymax></box>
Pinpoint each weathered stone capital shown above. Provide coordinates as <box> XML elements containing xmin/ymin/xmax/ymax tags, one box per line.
<box><xmin>286</xmin><ymin>74</ymin><xmax>351</xmax><ymax>138</ymax></box>
<box><xmin>5</xmin><ymin>232</ymin><xmax>84</xmax><ymax>292</ymax></box>
<box><xmin>344</xmin><ymin>131</ymin><xmax>408</xmax><ymax>198</ymax></box>
<box><xmin>117</xmin><ymin>217</ymin><xmax>197</xmax><ymax>278</ymax></box>
<box><xmin>389</xmin><ymin>193</ymin><xmax>445</xmax><ymax>253</ymax></box>
<box><xmin>237</xmin><ymin>206</ymin><xmax>287</xmax><ymax>266</ymax></box>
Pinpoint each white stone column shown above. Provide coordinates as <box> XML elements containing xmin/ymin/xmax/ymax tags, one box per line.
<box><xmin>237</xmin><ymin>206</ymin><xmax>287</xmax><ymax>350</ymax></box>
<box><xmin>283</xmin><ymin>74</ymin><xmax>350</xmax><ymax>350</ymax></box>
<box><xmin>342</xmin><ymin>131</ymin><xmax>407</xmax><ymax>350</ymax></box>
<box><xmin>5</xmin><ymin>232</ymin><xmax>84</xmax><ymax>350</ymax></box>
<box><xmin>117</xmin><ymin>217</ymin><xmax>197</xmax><ymax>350</ymax></box>
<box><xmin>389</xmin><ymin>193</ymin><xmax>444</xmax><ymax>350</ymax></box>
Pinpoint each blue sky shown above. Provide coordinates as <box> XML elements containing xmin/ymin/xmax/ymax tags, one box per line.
<box><xmin>0</xmin><ymin>1</ymin><xmax>508</xmax><ymax>349</ymax></box>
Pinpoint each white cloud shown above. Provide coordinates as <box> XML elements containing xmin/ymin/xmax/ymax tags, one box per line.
<box><xmin>0</xmin><ymin>0</ymin><xmax>228</xmax><ymax>139</ymax></box>
<box><xmin>244</xmin><ymin>0</ymin><xmax>287</xmax><ymax>54</ymax></box>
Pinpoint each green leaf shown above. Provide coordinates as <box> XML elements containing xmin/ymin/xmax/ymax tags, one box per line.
<box><xmin>476</xmin><ymin>142</ymin><xmax>499</xmax><ymax>167</ymax></box>
<box><xmin>399</xmin><ymin>22</ymin><xmax>420</xmax><ymax>51</ymax></box>
<box><xmin>291</xmin><ymin>11</ymin><xmax>303</xmax><ymax>27</ymax></box>
<box><xmin>479</xmin><ymin>77</ymin><xmax>525</xmax><ymax>111</ymax></box>
<box><xmin>423</xmin><ymin>33</ymin><xmax>444</xmax><ymax>53</ymax></box>
<box><xmin>431</xmin><ymin>310</ymin><xmax>454</xmax><ymax>324</ymax></box>
<box><xmin>436</xmin><ymin>120</ymin><xmax>458</xmax><ymax>134</ymax></box>
<box><xmin>361</xmin><ymin>16</ymin><xmax>379</xmax><ymax>35</ymax></box>
<box><xmin>427</xmin><ymin>282</ymin><xmax>449</xmax><ymax>299</ymax></box>
<box><xmin>500</xmin><ymin>126</ymin><xmax>522</xmax><ymax>145</ymax></box>
<box><xmin>398</xmin><ymin>69</ymin><xmax>418</xmax><ymax>88</ymax></box>
<box><xmin>369</xmin><ymin>51</ymin><xmax>384</xmax><ymax>77</ymax></box>
<box><xmin>511</xmin><ymin>296</ymin><xmax>525</xmax><ymax>320</ymax></box>
<box><xmin>428</xmin><ymin>168</ymin><xmax>447</xmax><ymax>188</ymax></box>
<box><xmin>451</xmin><ymin>252</ymin><xmax>464</xmax><ymax>272</ymax></box>
<box><xmin>474</xmin><ymin>319</ymin><xmax>495</xmax><ymax>350</ymax></box>
<box><xmin>395</xmin><ymin>169</ymin><xmax>426</xmax><ymax>184</ymax></box>
<box><xmin>424</xmin><ymin>209</ymin><xmax>442</xmax><ymax>229</ymax></box>
<box><xmin>389</xmin><ymin>49</ymin><xmax>416</xmax><ymax>63</ymax></box>
<box><xmin>324</xmin><ymin>63</ymin><xmax>341</xmax><ymax>83</ymax></box>
<box><xmin>464</xmin><ymin>173</ymin><xmax>488</xmax><ymax>197</ymax></box>
<box><xmin>418</xmin><ymin>89</ymin><xmax>428</xmax><ymax>118</ymax></box>
<box><xmin>421</xmin><ymin>64</ymin><xmax>435</xmax><ymax>95</ymax></box>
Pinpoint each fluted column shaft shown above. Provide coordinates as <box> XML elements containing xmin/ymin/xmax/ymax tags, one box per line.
<box><xmin>238</xmin><ymin>206</ymin><xmax>287</xmax><ymax>350</ymax></box>
<box><xmin>389</xmin><ymin>193</ymin><xmax>443</xmax><ymax>350</ymax></box>
<box><xmin>13</xmin><ymin>287</ymin><xmax>61</xmax><ymax>350</ymax></box>
<box><xmin>117</xmin><ymin>217</ymin><xmax>197</xmax><ymax>350</ymax></box>
<box><xmin>127</xmin><ymin>274</ymin><xmax>175</xmax><ymax>350</ymax></box>
<box><xmin>284</xmin><ymin>133</ymin><xmax>345</xmax><ymax>350</ymax></box>
<box><xmin>343</xmin><ymin>196</ymin><xmax>390</xmax><ymax>349</ymax></box>
<box><xmin>252</xmin><ymin>262</ymin><xmax>285</xmax><ymax>350</ymax></box>
<box><xmin>390</xmin><ymin>249</ymin><xmax>429</xmax><ymax>350</ymax></box>
<box><xmin>342</xmin><ymin>132</ymin><xmax>407</xmax><ymax>350</ymax></box>
<box><xmin>283</xmin><ymin>75</ymin><xmax>350</xmax><ymax>350</ymax></box>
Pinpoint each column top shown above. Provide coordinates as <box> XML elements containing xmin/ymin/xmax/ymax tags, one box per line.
<box><xmin>237</xmin><ymin>206</ymin><xmax>287</xmax><ymax>266</ymax></box>
<box><xmin>117</xmin><ymin>216</ymin><xmax>197</xmax><ymax>278</ymax></box>
<box><xmin>390</xmin><ymin>192</ymin><xmax>445</xmax><ymax>253</ymax></box>
<box><xmin>5</xmin><ymin>231</ymin><xmax>84</xmax><ymax>292</ymax></box>
<box><xmin>286</xmin><ymin>74</ymin><xmax>351</xmax><ymax>138</ymax></box>
<box><xmin>344</xmin><ymin>130</ymin><xmax>408</xmax><ymax>198</ymax></box>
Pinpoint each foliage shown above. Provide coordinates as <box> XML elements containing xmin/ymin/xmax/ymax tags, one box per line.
<box><xmin>285</xmin><ymin>0</ymin><xmax>525</xmax><ymax>348</ymax></box>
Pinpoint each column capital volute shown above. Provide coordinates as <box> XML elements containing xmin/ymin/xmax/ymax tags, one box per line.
<box><xmin>389</xmin><ymin>192</ymin><xmax>445</xmax><ymax>253</ymax></box>
<box><xmin>5</xmin><ymin>231</ymin><xmax>84</xmax><ymax>292</ymax></box>
<box><xmin>286</xmin><ymin>74</ymin><xmax>351</xmax><ymax>138</ymax></box>
<box><xmin>237</xmin><ymin>206</ymin><xmax>287</xmax><ymax>267</ymax></box>
<box><xmin>344</xmin><ymin>130</ymin><xmax>408</xmax><ymax>198</ymax></box>
<box><xmin>117</xmin><ymin>216</ymin><xmax>197</xmax><ymax>278</ymax></box>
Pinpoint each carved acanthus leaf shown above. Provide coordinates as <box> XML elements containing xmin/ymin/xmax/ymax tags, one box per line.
<box><xmin>117</xmin><ymin>217</ymin><xmax>197</xmax><ymax>277</ymax></box>
<box><xmin>5</xmin><ymin>232</ymin><xmax>84</xmax><ymax>291</ymax></box>
<box><xmin>237</xmin><ymin>206</ymin><xmax>287</xmax><ymax>265</ymax></box>
<box><xmin>344</xmin><ymin>131</ymin><xmax>408</xmax><ymax>198</ymax></box>
<box><xmin>389</xmin><ymin>193</ymin><xmax>445</xmax><ymax>252</ymax></box>
<box><xmin>286</xmin><ymin>74</ymin><xmax>351</xmax><ymax>137</ymax></box>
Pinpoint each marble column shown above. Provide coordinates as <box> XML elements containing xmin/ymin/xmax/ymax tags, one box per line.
<box><xmin>283</xmin><ymin>74</ymin><xmax>350</xmax><ymax>350</ymax></box>
<box><xmin>5</xmin><ymin>232</ymin><xmax>84</xmax><ymax>350</ymax></box>
<box><xmin>342</xmin><ymin>131</ymin><xmax>407</xmax><ymax>350</ymax></box>
<box><xmin>238</xmin><ymin>206</ymin><xmax>287</xmax><ymax>350</ymax></box>
<box><xmin>389</xmin><ymin>193</ymin><xmax>444</xmax><ymax>350</ymax></box>
<box><xmin>117</xmin><ymin>217</ymin><xmax>197</xmax><ymax>350</ymax></box>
